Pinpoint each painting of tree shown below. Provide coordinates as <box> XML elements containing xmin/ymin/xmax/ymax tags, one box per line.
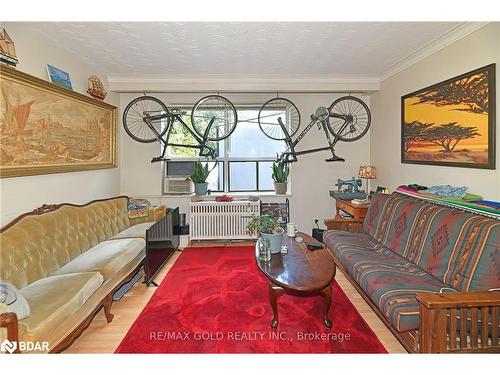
<box><xmin>425</xmin><ymin>123</ymin><xmax>480</xmax><ymax>153</ymax></box>
<box><xmin>401</xmin><ymin>64</ymin><xmax>495</xmax><ymax>169</ymax></box>
<box><xmin>403</xmin><ymin>121</ymin><xmax>433</xmax><ymax>152</ymax></box>
<box><xmin>414</xmin><ymin>73</ymin><xmax>489</xmax><ymax>114</ymax></box>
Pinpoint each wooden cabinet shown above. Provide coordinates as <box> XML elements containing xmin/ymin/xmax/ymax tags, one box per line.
<box><xmin>324</xmin><ymin>198</ymin><xmax>370</xmax><ymax>233</ymax></box>
<box><xmin>334</xmin><ymin>198</ymin><xmax>369</xmax><ymax>220</ymax></box>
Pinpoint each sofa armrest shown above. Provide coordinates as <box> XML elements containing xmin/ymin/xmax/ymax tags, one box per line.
<box><xmin>416</xmin><ymin>291</ymin><xmax>500</xmax><ymax>309</ymax></box>
<box><xmin>416</xmin><ymin>291</ymin><xmax>500</xmax><ymax>353</ymax></box>
<box><xmin>324</xmin><ymin>218</ymin><xmax>363</xmax><ymax>233</ymax></box>
<box><xmin>129</xmin><ymin>205</ymin><xmax>166</xmax><ymax>226</ymax></box>
<box><xmin>0</xmin><ymin>309</ymin><xmax>20</xmax><ymax>353</ymax></box>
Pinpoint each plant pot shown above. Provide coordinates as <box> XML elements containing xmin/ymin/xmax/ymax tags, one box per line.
<box><xmin>194</xmin><ymin>182</ymin><xmax>208</xmax><ymax>195</ymax></box>
<box><xmin>261</xmin><ymin>227</ymin><xmax>284</xmax><ymax>254</ymax></box>
<box><xmin>274</xmin><ymin>182</ymin><xmax>288</xmax><ymax>195</ymax></box>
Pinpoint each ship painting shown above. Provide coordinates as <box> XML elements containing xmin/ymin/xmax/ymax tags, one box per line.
<box><xmin>1</xmin><ymin>66</ymin><xmax>116</xmax><ymax>177</ymax></box>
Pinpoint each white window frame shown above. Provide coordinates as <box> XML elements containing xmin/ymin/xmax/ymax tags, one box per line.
<box><xmin>163</xmin><ymin>103</ymin><xmax>287</xmax><ymax>194</ymax></box>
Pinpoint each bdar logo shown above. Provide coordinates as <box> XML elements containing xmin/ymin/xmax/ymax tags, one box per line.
<box><xmin>0</xmin><ymin>339</ymin><xmax>17</xmax><ymax>353</ymax></box>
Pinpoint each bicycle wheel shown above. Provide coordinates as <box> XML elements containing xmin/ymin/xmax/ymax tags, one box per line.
<box><xmin>191</xmin><ymin>95</ymin><xmax>238</xmax><ymax>141</ymax></box>
<box><xmin>326</xmin><ymin>96</ymin><xmax>371</xmax><ymax>142</ymax></box>
<box><xmin>258</xmin><ymin>97</ymin><xmax>300</xmax><ymax>141</ymax></box>
<box><xmin>123</xmin><ymin>96</ymin><xmax>170</xmax><ymax>143</ymax></box>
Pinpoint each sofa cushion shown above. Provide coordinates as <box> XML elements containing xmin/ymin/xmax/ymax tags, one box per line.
<box><xmin>111</xmin><ymin>222</ymin><xmax>154</xmax><ymax>240</ymax></box>
<box><xmin>324</xmin><ymin>230</ymin><xmax>391</xmax><ymax>257</ymax></box>
<box><xmin>353</xmin><ymin>260</ymin><xmax>450</xmax><ymax>332</ymax></box>
<box><xmin>18</xmin><ymin>272</ymin><xmax>103</xmax><ymax>336</ymax></box>
<box><xmin>362</xmin><ymin>193</ymin><xmax>393</xmax><ymax>238</ymax></box>
<box><xmin>362</xmin><ymin>193</ymin><xmax>500</xmax><ymax>291</ymax></box>
<box><xmin>407</xmin><ymin>211</ymin><xmax>500</xmax><ymax>291</ymax></box>
<box><xmin>325</xmin><ymin>231</ymin><xmax>450</xmax><ymax>332</ymax></box>
<box><xmin>53</xmin><ymin>238</ymin><xmax>145</xmax><ymax>281</ymax></box>
<box><xmin>363</xmin><ymin>193</ymin><xmax>427</xmax><ymax>257</ymax></box>
<box><xmin>325</xmin><ymin>230</ymin><xmax>426</xmax><ymax>280</ymax></box>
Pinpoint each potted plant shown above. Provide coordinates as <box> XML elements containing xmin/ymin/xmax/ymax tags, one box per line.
<box><xmin>188</xmin><ymin>161</ymin><xmax>213</xmax><ymax>195</ymax></box>
<box><xmin>246</xmin><ymin>215</ymin><xmax>284</xmax><ymax>254</ymax></box>
<box><xmin>272</xmin><ymin>161</ymin><xmax>289</xmax><ymax>195</ymax></box>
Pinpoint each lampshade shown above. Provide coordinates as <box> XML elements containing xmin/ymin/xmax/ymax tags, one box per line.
<box><xmin>358</xmin><ymin>165</ymin><xmax>376</xmax><ymax>179</ymax></box>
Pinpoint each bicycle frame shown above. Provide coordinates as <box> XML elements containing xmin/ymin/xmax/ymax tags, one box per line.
<box><xmin>277</xmin><ymin>109</ymin><xmax>351</xmax><ymax>164</ymax></box>
<box><xmin>144</xmin><ymin>110</ymin><xmax>217</xmax><ymax>163</ymax></box>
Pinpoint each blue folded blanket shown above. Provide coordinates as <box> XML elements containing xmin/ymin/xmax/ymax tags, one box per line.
<box><xmin>424</xmin><ymin>185</ymin><xmax>468</xmax><ymax>197</ymax></box>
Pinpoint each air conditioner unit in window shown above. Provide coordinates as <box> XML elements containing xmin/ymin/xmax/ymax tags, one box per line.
<box><xmin>163</xmin><ymin>177</ymin><xmax>193</xmax><ymax>195</ymax></box>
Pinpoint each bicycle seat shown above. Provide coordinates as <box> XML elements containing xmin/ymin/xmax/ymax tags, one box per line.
<box><xmin>151</xmin><ymin>156</ymin><xmax>170</xmax><ymax>163</ymax></box>
<box><xmin>315</xmin><ymin>106</ymin><xmax>330</xmax><ymax>121</ymax></box>
<box><xmin>325</xmin><ymin>155</ymin><xmax>345</xmax><ymax>162</ymax></box>
<box><xmin>170</xmin><ymin>108</ymin><xmax>185</xmax><ymax>116</ymax></box>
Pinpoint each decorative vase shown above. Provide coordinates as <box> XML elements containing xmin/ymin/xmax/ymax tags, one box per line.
<box><xmin>261</xmin><ymin>227</ymin><xmax>284</xmax><ymax>254</ymax></box>
<box><xmin>274</xmin><ymin>182</ymin><xmax>288</xmax><ymax>195</ymax></box>
<box><xmin>194</xmin><ymin>182</ymin><xmax>208</xmax><ymax>195</ymax></box>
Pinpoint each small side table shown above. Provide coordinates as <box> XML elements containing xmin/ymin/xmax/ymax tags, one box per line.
<box><xmin>334</xmin><ymin>198</ymin><xmax>370</xmax><ymax>220</ymax></box>
<box><xmin>324</xmin><ymin>198</ymin><xmax>370</xmax><ymax>233</ymax></box>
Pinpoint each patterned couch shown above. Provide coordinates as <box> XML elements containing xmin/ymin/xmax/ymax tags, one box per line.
<box><xmin>324</xmin><ymin>192</ymin><xmax>500</xmax><ymax>353</ymax></box>
<box><xmin>0</xmin><ymin>196</ymin><xmax>164</xmax><ymax>353</ymax></box>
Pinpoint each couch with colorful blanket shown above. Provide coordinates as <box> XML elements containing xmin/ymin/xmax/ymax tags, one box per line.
<box><xmin>324</xmin><ymin>192</ymin><xmax>500</xmax><ymax>353</ymax></box>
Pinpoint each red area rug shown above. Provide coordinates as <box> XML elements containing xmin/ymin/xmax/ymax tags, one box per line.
<box><xmin>115</xmin><ymin>246</ymin><xmax>387</xmax><ymax>353</ymax></box>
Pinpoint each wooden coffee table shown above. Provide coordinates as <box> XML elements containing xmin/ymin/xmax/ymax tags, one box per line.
<box><xmin>255</xmin><ymin>232</ymin><xmax>336</xmax><ymax>329</ymax></box>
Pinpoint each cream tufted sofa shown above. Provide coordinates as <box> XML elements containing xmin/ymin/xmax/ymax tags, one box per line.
<box><xmin>0</xmin><ymin>196</ymin><xmax>164</xmax><ymax>353</ymax></box>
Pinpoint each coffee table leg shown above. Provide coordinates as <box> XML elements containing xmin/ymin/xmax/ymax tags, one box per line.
<box><xmin>321</xmin><ymin>285</ymin><xmax>333</xmax><ymax>329</ymax></box>
<box><xmin>269</xmin><ymin>282</ymin><xmax>284</xmax><ymax>329</ymax></box>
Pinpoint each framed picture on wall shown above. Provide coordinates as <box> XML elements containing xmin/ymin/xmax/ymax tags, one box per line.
<box><xmin>401</xmin><ymin>64</ymin><xmax>495</xmax><ymax>169</ymax></box>
<box><xmin>46</xmin><ymin>64</ymin><xmax>73</xmax><ymax>90</ymax></box>
<box><xmin>0</xmin><ymin>65</ymin><xmax>117</xmax><ymax>178</ymax></box>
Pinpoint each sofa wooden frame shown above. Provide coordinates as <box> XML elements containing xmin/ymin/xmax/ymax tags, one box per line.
<box><xmin>333</xmin><ymin>257</ymin><xmax>500</xmax><ymax>353</ymax></box>
<box><xmin>0</xmin><ymin>196</ymin><xmax>146</xmax><ymax>353</ymax></box>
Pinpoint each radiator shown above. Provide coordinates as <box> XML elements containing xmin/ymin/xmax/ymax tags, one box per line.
<box><xmin>189</xmin><ymin>200</ymin><xmax>260</xmax><ymax>241</ymax></box>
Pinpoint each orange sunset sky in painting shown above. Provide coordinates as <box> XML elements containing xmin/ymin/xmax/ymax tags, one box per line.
<box><xmin>403</xmin><ymin>73</ymin><xmax>489</xmax><ymax>152</ymax></box>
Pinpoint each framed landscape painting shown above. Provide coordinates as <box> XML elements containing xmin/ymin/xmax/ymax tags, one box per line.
<box><xmin>0</xmin><ymin>65</ymin><xmax>117</xmax><ymax>178</ymax></box>
<box><xmin>401</xmin><ymin>64</ymin><xmax>495</xmax><ymax>169</ymax></box>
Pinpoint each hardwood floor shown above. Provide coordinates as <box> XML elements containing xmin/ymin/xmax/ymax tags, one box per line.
<box><xmin>65</xmin><ymin>244</ymin><xmax>407</xmax><ymax>354</ymax></box>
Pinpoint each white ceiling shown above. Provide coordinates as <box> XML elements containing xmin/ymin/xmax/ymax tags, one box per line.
<box><xmin>19</xmin><ymin>22</ymin><xmax>466</xmax><ymax>76</ymax></box>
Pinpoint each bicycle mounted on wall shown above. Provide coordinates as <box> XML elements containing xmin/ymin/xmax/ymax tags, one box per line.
<box><xmin>122</xmin><ymin>94</ymin><xmax>237</xmax><ymax>162</ymax></box>
<box><xmin>122</xmin><ymin>93</ymin><xmax>371</xmax><ymax>165</ymax></box>
<box><xmin>257</xmin><ymin>96</ymin><xmax>371</xmax><ymax>163</ymax></box>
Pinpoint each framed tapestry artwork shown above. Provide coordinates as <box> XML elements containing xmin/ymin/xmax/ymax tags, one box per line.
<box><xmin>0</xmin><ymin>65</ymin><xmax>117</xmax><ymax>178</ymax></box>
<box><xmin>401</xmin><ymin>64</ymin><xmax>495</xmax><ymax>169</ymax></box>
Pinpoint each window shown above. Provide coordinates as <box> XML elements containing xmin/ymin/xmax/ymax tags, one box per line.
<box><xmin>227</xmin><ymin>109</ymin><xmax>285</xmax><ymax>158</ymax></box>
<box><xmin>206</xmin><ymin>161</ymin><xmax>224</xmax><ymax>192</ymax></box>
<box><xmin>164</xmin><ymin>112</ymin><xmax>223</xmax><ymax>158</ymax></box>
<box><xmin>164</xmin><ymin>105</ymin><xmax>287</xmax><ymax>193</ymax></box>
<box><xmin>228</xmin><ymin>161</ymin><xmax>275</xmax><ymax>192</ymax></box>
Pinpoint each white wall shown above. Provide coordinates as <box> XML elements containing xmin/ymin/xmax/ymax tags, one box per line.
<box><xmin>370</xmin><ymin>23</ymin><xmax>500</xmax><ymax>199</ymax></box>
<box><xmin>0</xmin><ymin>23</ymin><xmax>121</xmax><ymax>226</ymax></box>
<box><xmin>120</xmin><ymin>92</ymin><xmax>371</xmax><ymax>234</ymax></box>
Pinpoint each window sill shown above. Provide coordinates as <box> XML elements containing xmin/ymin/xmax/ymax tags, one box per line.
<box><xmin>160</xmin><ymin>192</ymin><xmax>292</xmax><ymax>199</ymax></box>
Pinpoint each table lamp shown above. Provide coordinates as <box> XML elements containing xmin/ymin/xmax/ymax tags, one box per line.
<box><xmin>358</xmin><ymin>165</ymin><xmax>376</xmax><ymax>195</ymax></box>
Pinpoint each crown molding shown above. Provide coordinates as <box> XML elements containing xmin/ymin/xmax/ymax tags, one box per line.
<box><xmin>107</xmin><ymin>74</ymin><xmax>380</xmax><ymax>93</ymax></box>
<box><xmin>380</xmin><ymin>22</ymin><xmax>490</xmax><ymax>82</ymax></box>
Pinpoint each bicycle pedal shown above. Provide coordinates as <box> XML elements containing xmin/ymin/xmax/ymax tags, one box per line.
<box><xmin>325</xmin><ymin>156</ymin><xmax>345</xmax><ymax>162</ymax></box>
